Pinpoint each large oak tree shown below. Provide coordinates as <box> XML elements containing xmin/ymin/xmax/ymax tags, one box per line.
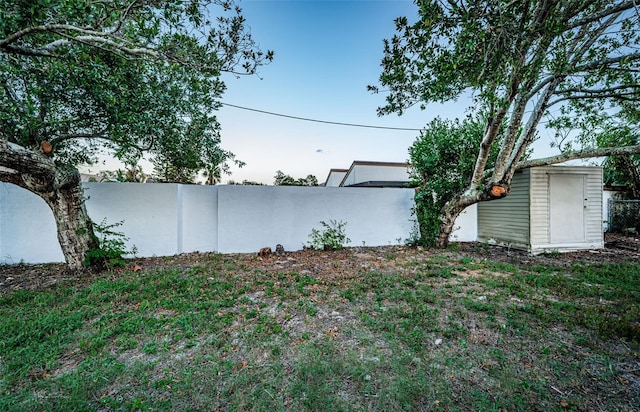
<box><xmin>372</xmin><ymin>0</ymin><xmax>640</xmax><ymax>246</ymax></box>
<box><xmin>0</xmin><ymin>0</ymin><xmax>272</xmax><ymax>270</ymax></box>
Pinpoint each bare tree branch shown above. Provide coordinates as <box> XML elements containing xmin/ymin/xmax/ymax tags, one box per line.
<box><xmin>574</xmin><ymin>51</ymin><xmax>640</xmax><ymax>72</ymax></box>
<box><xmin>548</xmin><ymin>90</ymin><xmax>640</xmax><ymax>107</ymax></box>
<box><xmin>567</xmin><ymin>0</ymin><xmax>637</xmax><ymax>29</ymax></box>
<box><xmin>506</xmin><ymin>77</ymin><xmax>565</xmax><ymax>178</ymax></box>
<box><xmin>0</xmin><ymin>140</ymin><xmax>55</xmax><ymax>177</ymax></box>
<box><xmin>0</xmin><ymin>24</ymin><xmax>116</xmax><ymax>49</ymax></box>
<box><xmin>0</xmin><ymin>168</ymin><xmax>24</xmax><ymax>188</ymax></box>
<box><xmin>516</xmin><ymin>144</ymin><xmax>640</xmax><ymax>169</ymax></box>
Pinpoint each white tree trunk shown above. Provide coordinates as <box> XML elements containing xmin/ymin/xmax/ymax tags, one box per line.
<box><xmin>436</xmin><ymin>184</ymin><xmax>510</xmax><ymax>248</ymax></box>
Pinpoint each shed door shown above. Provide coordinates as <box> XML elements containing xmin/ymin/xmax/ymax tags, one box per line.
<box><xmin>549</xmin><ymin>174</ymin><xmax>586</xmax><ymax>243</ymax></box>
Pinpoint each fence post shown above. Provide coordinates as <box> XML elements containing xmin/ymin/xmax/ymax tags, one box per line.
<box><xmin>177</xmin><ymin>184</ymin><xmax>183</xmax><ymax>254</ymax></box>
<box><xmin>607</xmin><ymin>198</ymin><xmax>612</xmax><ymax>232</ymax></box>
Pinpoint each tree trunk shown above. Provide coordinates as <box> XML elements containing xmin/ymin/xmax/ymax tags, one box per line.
<box><xmin>435</xmin><ymin>203</ymin><xmax>467</xmax><ymax>249</ymax></box>
<box><xmin>436</xmin><ymin>190</ymin><xmax>481</xmax><ymax>249</ymax></box>
<box><xmin>42</xmin><ymin>170</ymin><xmax>101</xmax><ymax>271</ymax></box>
<box><xmin>0</xmin><ymin>140</ymin><xmax>99</xmax><ymax>271</ymax></box>
<box><xmin>436</xmin><ymin>184</ymin><xmax>510</xmax><ymax>248</ymax></box>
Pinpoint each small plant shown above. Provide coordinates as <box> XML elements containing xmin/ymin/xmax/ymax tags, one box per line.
<box><xmin>307</xmin><ymin>220</ymin><xmax>351</xmax><ymax>251</ymax></box>
<box><xmin>542</xmin><ymin>249</ymin><xmax>561</xmax><ymax>258</ymax></box>
<box><xmin>84</xmin><ymin>218</ymin><xmax>137</xmax><ymax>268</ymax></box>
<box><xmin>404</xmin><ymin>219</ymin><xmax>424</xmax><ymax>247</ymax></box>
<box><xmin>475</xmin><ymin>241</ymin><xmax>491</xmax><ymax>254</ymax></box>
<box><xmin>446</xmin><ymin>242</ymin><xmax>460</xmax><ymax>252</ymax></box>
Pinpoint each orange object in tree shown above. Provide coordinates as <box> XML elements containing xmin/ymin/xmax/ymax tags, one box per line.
<box><xmin>40</xmin><ymin>141</ymin><xmax>53</xmax><ymax>154</ymax></box>
<box><xmin>490</xmin><ymin>185</ymin><xmax>507</xmax><ymax>197</ymax></box>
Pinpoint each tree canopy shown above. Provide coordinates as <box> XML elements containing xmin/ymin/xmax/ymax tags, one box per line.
<box><xmin>373</xmin><ymin>0</ymin><xmax>640</xmax><ymax>246</ymax></box>
<box><xmin>274</xmin><ymin>171</ymin><xmax>319</xmax><ymax>186</ymax></box>
<box><xmin>0</xmin><ymin>0</ymin><xmax>272</xmax><ymax>269</ymax></box>
<box><xmin>409</xmin><ymin>116</ymin><xmax>500</xmax><ymax>245</ymax></box>
<box><xmin>0</xmin><ymin>0</ymin><xmax>270</xmax><ymax>177</ymax></box>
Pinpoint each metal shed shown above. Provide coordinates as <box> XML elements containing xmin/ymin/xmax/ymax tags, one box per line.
<box><xmin>477</xmin><ymin>166</ymin><xmax>604</xmax><ymax>254</ymax></box>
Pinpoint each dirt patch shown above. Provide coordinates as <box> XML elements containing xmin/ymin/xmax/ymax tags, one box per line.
<box><xmin>1</xmin><ymin>233</ymin><xmax>638</xmax><ymax>294</ymax></box>
<box><xmin>455</xmin><ymin>232</ymin><xmax>640</xmax><ymax>267</ymax></box>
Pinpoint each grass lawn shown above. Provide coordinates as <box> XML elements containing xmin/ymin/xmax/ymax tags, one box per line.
<box><xmin>1</xmin><ymin>246</ymin><xmax>639</xmax><ymax>411</ymax></box>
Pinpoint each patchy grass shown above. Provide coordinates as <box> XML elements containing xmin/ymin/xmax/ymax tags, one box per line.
<box><xmin>0</xmin><ymin>248</ymin><xmax>639</xmax><ymax>411</ymax></box>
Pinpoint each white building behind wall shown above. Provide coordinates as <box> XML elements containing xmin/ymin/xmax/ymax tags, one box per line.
<box><xmin>338</xmin><ymin>161</ymin><xmax>412</xmax><ymax>188</ymax></box>
<box><xmin>323</xmin><ymin>169</ymin><xmax>348</xmax><ymax>187</ymax></box>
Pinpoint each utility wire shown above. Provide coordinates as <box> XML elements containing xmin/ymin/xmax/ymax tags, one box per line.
<box><xmin>221</xmin><ymin>102</ymin><xmax>423</xmax><ymax>131</ymax></box>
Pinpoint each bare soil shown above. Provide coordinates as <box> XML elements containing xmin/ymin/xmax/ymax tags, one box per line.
<box><xmin>1</xmin><ymin>233</ymin><xmax>638</xmax><ymax>294</ymax></box>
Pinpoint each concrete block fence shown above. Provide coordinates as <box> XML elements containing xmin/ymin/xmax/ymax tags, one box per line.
<box><xmin>2</xmin><ymin>182</ymin><xmax>464</xmax><ymax>265</ymax></box>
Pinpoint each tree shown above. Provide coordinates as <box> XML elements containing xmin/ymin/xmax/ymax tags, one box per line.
<box><xmin>409</xmin><ymin>116</ymin><xmax>500</xmax><ymax>246</ymax></box>
<box><xmin>372</xmin><ymin>0</ymin><xmax>640</xmax><ymax>247</ymax></box>
<box><xmin>150</xmin><ymin>116</ymin><xmax>246</xmax><ymax>184</ymax></box>
<box><xmin>226</xmin><ymin>179</ymin><xmax>264</xmax><ymax>185</ymax></box>
<box><xmin>298</xmin><ymin>174</ymin><xmax>319</xmax><ymax>186</ymax></box>
<box><xmin>100</xmin><ymin>162</ymin><xmax>148</xmax><ymax>183</ymax></box>
<box><xmin>0</xmin><ymin>0</ymin><xmax>272</xmax><ymax>270</ymax></box>
<box><xmin>273</xmin><ymin>170</ymin><xmax>297</xmax><ymax>186</ymax></box>
<box><xmin>550</xmin><ymin>100</ymin><xmax>640</xmax><ymax>199</ymax></box>
<box><xmin>604</xmin><ymin>152</ymin><xmax>640</xmax><ymax>199</ymax></box>
<box><xmin>240</xmin><ymin>180</ymin><xmax>265</xmax><ymax>185</ymax></box>
<box><xmin>273</xmin><ymin>170</ymin><xmax>319</xmax><ymax>186</ymax></box>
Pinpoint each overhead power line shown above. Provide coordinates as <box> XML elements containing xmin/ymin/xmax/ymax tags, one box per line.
<box><xmin>221</xmin><ymin>102</ymin><xmax>423</xmax><ymax>131</ymax></box>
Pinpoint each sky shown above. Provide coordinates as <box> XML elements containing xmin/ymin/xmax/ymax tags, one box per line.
<box><xmin>215</xmin><ymin>0</ymin><xmax>472</xmax><ymax>184</ymax></box>
<box><xmin>88</xmin><ymin>0</ymin><xmax>562</xmax><ymax>184</ymax></box>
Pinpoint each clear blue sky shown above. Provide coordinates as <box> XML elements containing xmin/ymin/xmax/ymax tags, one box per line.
<box><xmin>217</xmin><ymin>0</ymin><xmax>469</xmax><ymax>184</ymax></box>
<box><xmin>82</xmin><ymin>0</ymin><xmax>562</xmax><ymax>183</ymax></box>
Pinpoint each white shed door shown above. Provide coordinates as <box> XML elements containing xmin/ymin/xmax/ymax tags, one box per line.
<box><xmin>549</xmin><ymin>174</ymin><xmax>586</xmax><ymax>243</ymax></box>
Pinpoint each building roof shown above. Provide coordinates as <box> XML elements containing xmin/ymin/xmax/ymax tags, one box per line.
<box><xmin>338</xmin><ymin>160</ymin><xmax>411</xmax><ymax>188</ymax></box>
<box><xmin>323</xmin><ymin>168</ymin><xmax>349</xmax><ymax>187</ymax></box>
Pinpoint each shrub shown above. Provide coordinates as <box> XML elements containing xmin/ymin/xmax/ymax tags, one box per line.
<box><xmin>83</xmin><ymin>219</ymin><xmax>137</xmax><ymax>268</ymax></box>
<box><xmin>308</xmin><ymin>220</ymin><xmax>351</xmax><ymax>251</ymax></box>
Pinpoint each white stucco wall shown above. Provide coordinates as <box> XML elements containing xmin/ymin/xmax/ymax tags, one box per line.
<box><xmin>0</xmin><ymin>183</ymin><xmax>65</xmax><ymax>264</ymax></box>
<box><xmin>181</xmin><ymin>185</ymin><xmax>219</xmax><ymax>253</ymax></box>
<box><xmin>216</xmin><ymin>185</ymin><xmax>416</xmax><ymax>253</ymax></box>
<box><xmin>448</xmin><ymin>204</ymin><xmax>477</xmax><ymax>243</ymax></box>
<box><xmin>83</xmin><ymin>183</ymin><xmax>180</xmax><ymax>257</ymax></box>
<box><xmin>5</xmin><ymin>182</ymin><xmax>464</xmax><ymax>264</ymax></box>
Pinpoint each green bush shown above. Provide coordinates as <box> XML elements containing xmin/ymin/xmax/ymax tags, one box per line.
<box><xmin>83</xmin><ymin>219</ymin><xmax>137</xmax><ymax>268</ymax></box>
<box><xmin>307</xmin><ymin>220</ymin><xmax>351</xmax><ymax>251</ymax></box>
<box><xmin>409</xmin><ymin>115</ymin><xmax>500</xmax><ymax>246</ymax></box>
